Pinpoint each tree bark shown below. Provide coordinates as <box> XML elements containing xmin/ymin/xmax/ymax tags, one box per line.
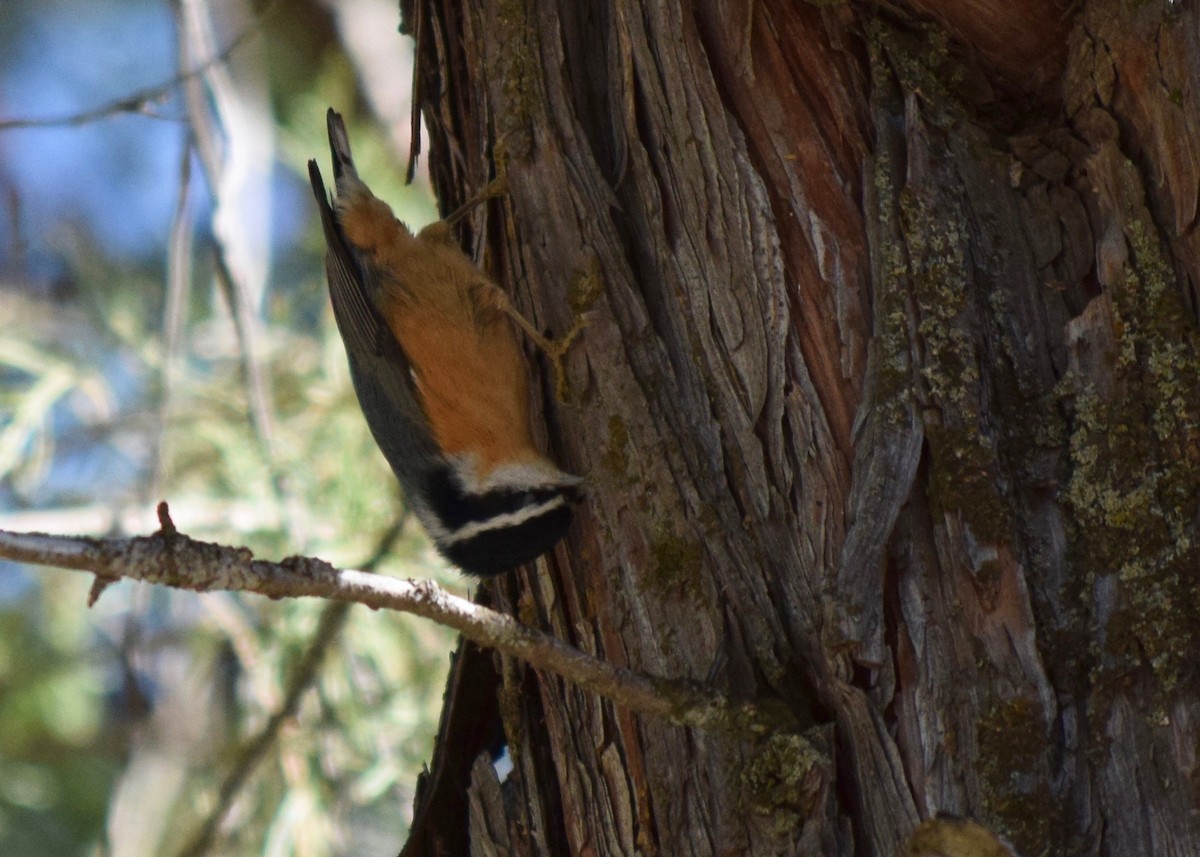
<box><xmin>401</xmin><ymin>1</ymin><xmax>1200</xmax><ymax>855</ymax></box>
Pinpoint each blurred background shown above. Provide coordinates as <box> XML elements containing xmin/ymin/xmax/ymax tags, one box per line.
<box><xmin>0</xmin><ymin>0</ymin><xmax>462</xmax><ymax>854</ymax></box>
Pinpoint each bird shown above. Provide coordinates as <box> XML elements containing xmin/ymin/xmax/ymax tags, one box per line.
<box><xmin>307</xmin><ymin>108</ymin><xmax>582</xmax><ymax>576</ymax></box>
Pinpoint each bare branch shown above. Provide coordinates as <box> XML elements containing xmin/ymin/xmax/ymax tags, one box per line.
<box><xmin>0</xmin><ymin>1</ymin><xmax>278</xmax><ymax>132</ymax></box>
<box><xmin>0</xmin><ymin>505</ymin><xmax>802</xmax><ymax>739</ymax></box>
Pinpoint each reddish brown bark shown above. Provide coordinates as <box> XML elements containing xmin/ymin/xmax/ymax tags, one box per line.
<box><xmin>402</xmin><ymin>2</ymin><xmax>1200</xmax><ymax>855</ymax></box>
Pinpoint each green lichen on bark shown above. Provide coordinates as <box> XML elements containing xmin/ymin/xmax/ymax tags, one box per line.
<box><xmin>601</xmin><ymin>414</ymin><xmax>632</xmax><ymax>479</ymax></box>
<box><xmin>899</xmin><ymin>189</ymin><xmax>1010</xmax><ymax>545</ymax></box>
<box><xmin>738</xmin><ymin>732</ymin><xmax>825</xmax><ymax>833</ymax></box>
<box><xmin>492</xmin><ymin>0</ymin><xmax>537</xmax><ymax>162</ymax></box>
<box><xmin>1063</xmin><ymin>219</ymin><xmax>1200</xmax><ymax>688</ymax></box>
<box><xmin>976</xmin><ymin>696</ymin><xmax>1066</xmax><ymax>856</ymax></box>
<box><xmin>644</xmin><ymin>526</ymin><xmax>704</xmax><ymax>602</ymax></box>
<box><xmin>598</xmin><ymin>413</ymin><xmax>705</xmax><ymax>600</ymax></box>
<box><xmin>872</xmin><ymin>19</ymin><xmax>967</xmax><ymax>131</ymax></box>
<box><xmin>866</xmin><ymin>20</ymin><xmax>1010</xmax><ymax>546</ymax></box>
<box><xmin>865</xmin><ymin>129</ymin><xmax>915</xmax><ymax>424</ymax></box>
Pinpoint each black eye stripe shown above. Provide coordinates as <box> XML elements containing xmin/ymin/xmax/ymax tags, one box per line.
<box><xmin>423</xmin><ymin>467</ymin><xmax>577</xmax><ymax>531</ymax></box>
<box><xmin>439</xmin><ymin>504</ymin><xmax>575</xmax><ymax>576</ymax></box>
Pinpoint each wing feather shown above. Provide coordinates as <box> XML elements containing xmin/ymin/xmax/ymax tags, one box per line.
<box><xmin>307</xmin><ymin>155</ymin><xmax>441</xmax><ymax>514</ymax></box>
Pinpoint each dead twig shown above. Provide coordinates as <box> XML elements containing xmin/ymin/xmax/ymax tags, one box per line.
<box><xmin>0</xmin><ymin>504</ymin><xmax>801</xmax><ymax>739</ymax></box>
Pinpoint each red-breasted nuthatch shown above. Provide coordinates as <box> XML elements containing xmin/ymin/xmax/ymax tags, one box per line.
<box><xmin>307</xmin><ymin>108</ymin><xmax>582</xmax><ymax>576</ymax></box>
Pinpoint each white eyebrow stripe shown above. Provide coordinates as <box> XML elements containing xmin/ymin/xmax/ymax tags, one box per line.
<box><xmin>435</xmin><ymin>495</ymin><xmax>570</xmax><ymax>546</ymax></box>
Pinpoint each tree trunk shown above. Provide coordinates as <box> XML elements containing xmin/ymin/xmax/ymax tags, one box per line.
<box><xmin>401</xmin><ymin>1</ymin><xmax>1200</xmax><ymax>855</ymax></box>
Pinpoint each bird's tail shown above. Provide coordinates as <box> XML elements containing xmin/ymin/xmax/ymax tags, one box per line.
<box><xmin>325</xmin><ymin>108</ymin><xmax>358</xmax><ymax>183</ymax></box>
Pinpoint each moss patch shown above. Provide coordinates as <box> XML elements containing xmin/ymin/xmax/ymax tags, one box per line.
<box><xmin>493</xmin><ymin>0</ymin><xmax>537</xmax><ymax>161</ymax></box>
<box><xmin>738</xmin><ymin>732</ymin><xmax>825</xmax><ymax>834</ymax></box>
<box><xmin>866</xmin><ymin>23</ymin><xmax>1012</xmax><ymax>547</ymax></box>
<box><xmin>976</xmin><ymin>696</ymin><xmax>1066</xmax><ymax>855</ymax></box>
<box><xmin>1062</xmin><ymin>217</ymin><xmax>1200</xmax><ymax>689</ymax></box>
<box><xmin>601</xmin><ymin>414</ymin><xmax>632</xmax><ymax>479</ymax></box>
<box><xmin>644</xmin><ymin>526</ymin><xmax>704</xmax><ymax>603</ymax></box>
<box><xmin>900</xmin><ymin>188</ymin><xmax>1010</xmax><ymax>545</ymax></box>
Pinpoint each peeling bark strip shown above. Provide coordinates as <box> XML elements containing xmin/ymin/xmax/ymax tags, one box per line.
<box><xmin>404</xmin><ymin>0</ymin><xmax>1200</xmax><ymax>855</ymax></box>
